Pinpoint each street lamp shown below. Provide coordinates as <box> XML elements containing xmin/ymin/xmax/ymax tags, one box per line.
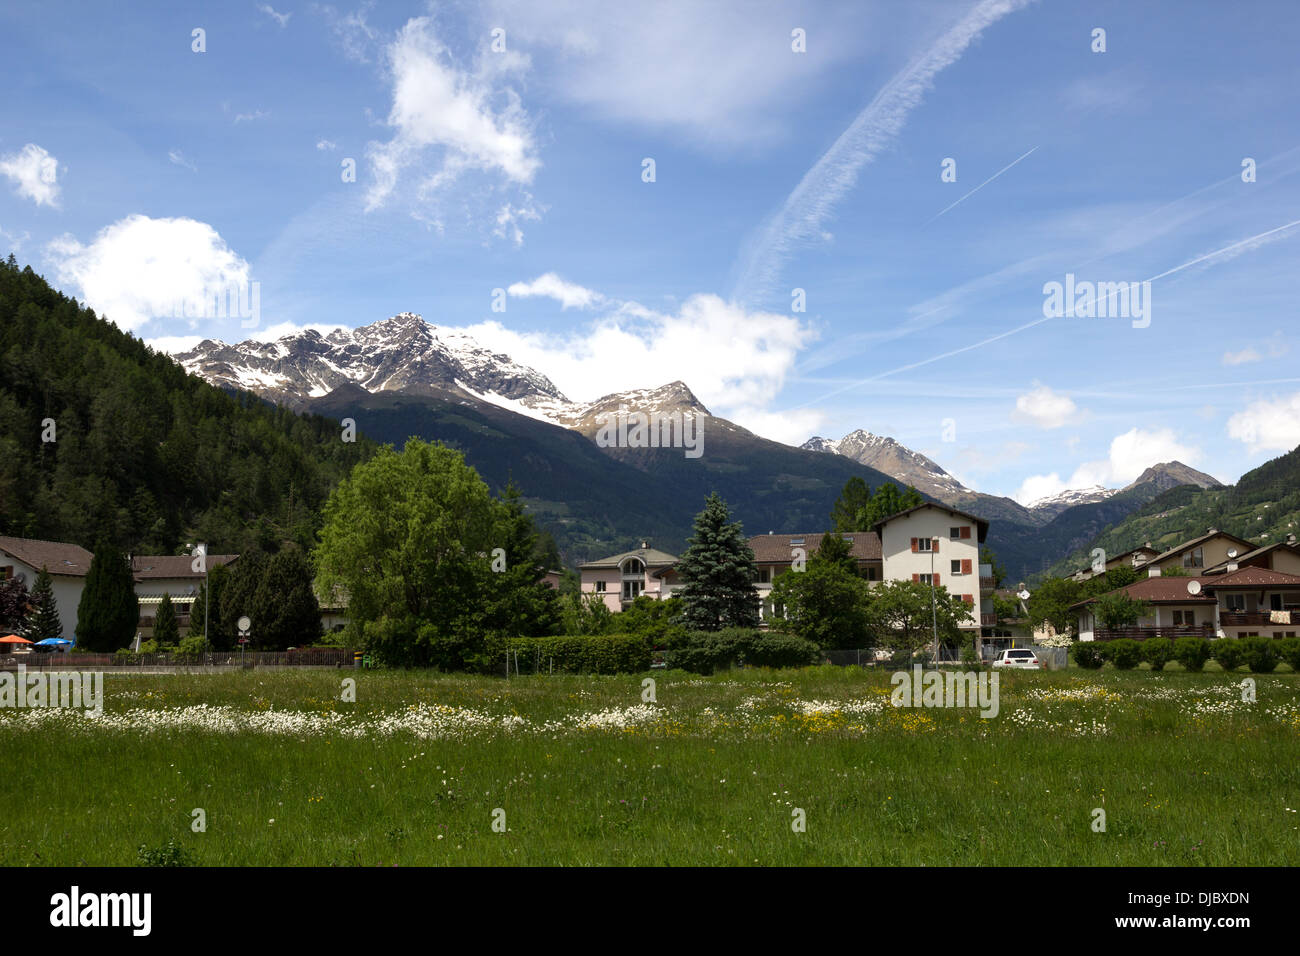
<box><xmin>187</xmin><ymin>542</ymin><xmax>209</xmax><ymax>659</ymax></box>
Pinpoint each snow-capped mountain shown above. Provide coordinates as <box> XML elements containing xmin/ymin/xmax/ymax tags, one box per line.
<box><xmin>1025</xmin><ymin>485</ymin><xmax>1118</xmax><ymax>517</ymax></box>
<box><xmin>173</xmin><ymin>314</ymin><xmax>710</xmax><ymax>427</ymax></box>
<box><xmin>802</xmin><ymin>430</ymin><xmax>973</xmax><ymax>500</ymax></box>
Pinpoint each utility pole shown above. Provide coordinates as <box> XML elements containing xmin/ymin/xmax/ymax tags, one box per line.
<box><xmin>930</xmin><ymin>538</ymin><xmax>939</xmax><ymax>664</ymax></box>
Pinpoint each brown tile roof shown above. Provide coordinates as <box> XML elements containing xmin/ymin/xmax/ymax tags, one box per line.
<box><xmin>748</xmin><ymin>532</ymin><xmax>882</xmax><ymax>563</ymax></box>
<box><xmin>1202</xmin><ymin>566</ymin><xmax>1300</xmax><ymax>589</ymax></box>
<box><xmin>1072</xmin><ymin>575</ymin><xmax>1218</xmax><ymax>607</ymax></box>
<box><xmin>131</xmin><ymin>554</ymin><xmax>238</xmax><ymax>580</ymax></box>
<box><xmin>0</xmin><ymin>536</ymin><xmax>93</xmax><ymax>577</ymax></box>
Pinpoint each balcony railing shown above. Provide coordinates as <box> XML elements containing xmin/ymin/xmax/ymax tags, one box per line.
<box><xmin>1093</xmin><ymin>625</ymin><xmax>1215</xmax><ymax>641</ymax></box>
<box><xmin>1220</xmin><ymin>611</ymin><xmax>1298</xmax><ymax>627</ymax></box>
<box><xmin>979</xmin><ymin>613</ymin><xmax>996</xmax><ymax>627</ymax></box>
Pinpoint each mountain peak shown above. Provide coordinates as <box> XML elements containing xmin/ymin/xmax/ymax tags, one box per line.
<box><xmin>1123</xmin><ymin>461</ymin><xmax>1223</xmax><ymax>493</ymax></box>
<box><xmin>801</xmin><ymin>429</ymin><xmax>972</xmax><ymax>499</ymax></box>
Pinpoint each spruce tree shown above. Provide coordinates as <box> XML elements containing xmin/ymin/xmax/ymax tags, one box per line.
<box><xmin>76</xmin><ymin>544</ymin><xmax>139</xmax><ymax>650</ymax></box>
<box><xmin>0</xmin><ymin>575</ymin><xmax>31</xmax><ymax>635</ymax></box>
<box><xmin>25</xmin><ymin>566</ymin><xmax>62</xmax><ymax>642</ymax></box>
<box><xmin>153</xmin><ymin>592</ymin><xmax>179</xmax><ymax>646</ymax></box>
<box><xmin>676</xmin><ymin>492</ymin><xmax>759</xmax><ymax>631</ymax></box>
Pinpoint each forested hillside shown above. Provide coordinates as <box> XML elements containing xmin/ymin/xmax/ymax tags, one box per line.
<box><xmin>1045</xmin><ymin>444</ymin><xmax>1300</xmax><ymax>579</ymax></box>
<box><xmin>0</xmin><ymin>256</ymin><xmax>375</xmax><ymax>555</ymax></box>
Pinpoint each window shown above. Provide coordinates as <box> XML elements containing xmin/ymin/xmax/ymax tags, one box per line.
<box><xmin>789</xmin><ymin>538</ymin><xmax>805</xmax><ymax>547</ymax></box>
<box><xmin>1183</xmin><ymin>547</ymin><xmax>1204</xmax><ymax>568</ymax></box>
<box><xmin>758</xmin><ymin>567</ymin><xmax>771</xmax><ymax>584</ymax></box>
<box><xmin>951</xmin><ymin>560</ymin><xmax>962</xmax><ymax>575</ymax></box>
<box><xmin>594</xmin><ymin>581</ymin><xmax>606</xmax><ymax>593</ymax></box>
<box><xmin>1172</xmin><ymin>610</ymin><xmax>1197</xmax><ymax>626</ymax></box>
<box><xmin>917</xmin><ymin>538</ymin><xmax>933</xmax><ymax>552</ymax></box>
<box><xmin>918</xmin><ymin>573</ymin><xmax>934</xmax><ymax>585</ymax></box>
<box><xmin>950</xmin><ymin>527</ymin><xmax>961</xmax><ymax>539</ymax></box>
<box><xmin>622</xmin><ymin>580</ymin><xmax>643</xmax><ymax>600</ymax></box>
<box><xmin>1225</xmin><ymin>594</ymin><xmax>1246</xmax><ymax>611</ymax></box>
<box><xmin>0</xmin><ymin>566</ymin><xmax>10</xmax><ymax>581</ymax></box>
<box><xmin>866</xmin><ymin>567</ymin><xmax>879</xmax><ymax>581</ymax></box>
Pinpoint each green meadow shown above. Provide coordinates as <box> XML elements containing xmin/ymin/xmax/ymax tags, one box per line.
<box><xmin>1</xmin><ymin>666</ymin><xmax>1297</xmax><ymax>866</ymax></box>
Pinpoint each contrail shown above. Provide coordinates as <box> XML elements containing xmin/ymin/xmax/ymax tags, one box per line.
<box><xmin>924</xmin><ymin>145</ymin><xmax>1039</xmax><ymax>224</ymax></box>
<box><xmin>786</xmin><ymin>216</ymin><xmax>1300</xmax><ymax>410</ymax></box>
<box><xmin>730</xmin><ymin>0</ymin><xmax>1036</xmax><ymax>306</ymax></box>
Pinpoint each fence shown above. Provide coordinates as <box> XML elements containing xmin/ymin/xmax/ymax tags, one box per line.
<box><xmin>0</xmin><ymin>648</ymin><xmax>354</xmax><ymax>669</ymax></box>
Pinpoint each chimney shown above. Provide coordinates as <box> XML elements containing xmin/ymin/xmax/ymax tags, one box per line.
<box><xmin>640</xmin><ymin>540</ymin><xmax>648</xmax><ymax>549</ymax></box>
<box><xmin>1227</xmin><ymin>561</ymin><xmax>1239</xmax><ymax>572</ymax></box>
<box><xmin>1148</xmin><ymin>567</ymin><xmax>1161</xmax><ymax>578</ymax></box>
<box><xmin>1288</xmin><ymin>533</ymin><xmax>1297</xmax><ymax>546</ymax></box>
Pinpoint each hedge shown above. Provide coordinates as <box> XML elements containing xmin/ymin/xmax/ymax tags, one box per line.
<box><xmin>1240</xmin><ymin>636</ymin><xmax>1278</xmax><ymax>673</ymax></box>
<box><xmin>496</xmin><ymin>634</ymin><xmax>653</xmax><ymax>675</ymax></box>
<box><xmin>1212</xmin><ymin>639</ymin><xmax>1246</xmax><ymax>672</ymax></box>
<box><xmin>1070</xmin><ymin>641</ymin><xmax>1105</xmax><ymax>669</ymax></box>
<box><xmin>660</xmin><ymin>629</ymin><xmax>822</xmax><ymax>674</ymax></box>
<box><xmin>1142</xmin><ymin>637</ymin><xmax>1174</xmax><ymax>671</ymax></box>
<box><xmin>1173</xmin><ymin>637</ymin><xmax>1211</xmax><ymax>671</ymax></box>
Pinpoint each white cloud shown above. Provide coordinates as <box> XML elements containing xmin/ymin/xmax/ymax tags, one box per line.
<box><xmin>1013</xmin><ymin>382</ymin><xmax>1079</xmax><ymax>429</ymax></box>
<box><xmin>493</xmin><ymin>198</ymin><xmax>542</xmax><ymax>247</ymax></box>
<box><xmin>320</xmin><ymin>1</ymin><xmax>380</xmax><ymax>63</ymax></box>
<box><xmin>168</xmin><ymin>149</ymin><xmax>197</xmax><ymax>171</ymax></box>
<box><xmin>460</xmin><ymin>292</ymin><xmax>816</xmax><ymax>433</ymax></box>
<box><xmin>1222</xmin><ymin>347</ymin><xmax>1261</xmax><ymax>366</ymax></box>
<box><xmin>245</xmin><ymin>321</ymin><xmax>348</xmax><ymax>343</ymax></box>
<box><xmin>1227</xmin><ymin>393</ymin><xmax>1300</xmax><ymax>454</ymax></box>
<box><xmin>0</xmin><ymin>143</ymin><xmax>60</xmax><ymax>207</ymax></box>
<box><xmin>45</xmin><ymin>215</ymin><xmax>252</xmax><ymax>332</ymax></box>
<box><xmin>146</xmin><ymin>335</ymin><xmax>205</xmax><ymax>354</ymax></box>
<box><xmin>316</xmin><ymin>139</ymin><xmax>337</xmax><ymax>151</ymax></box>
<box><xmin>259</xmin><ymin>4</ymin><xmax>291</xmax><ymax>27</ymax></box>
<box><xmin>365</xmin><ymin>17</ymin><xmax>539</xmax><ymax>212</ymax></box>
<box><xmin>487</xmin><ymin>0</ymin><xmax>879</xmax><ymax>146</ymax></box>
<box><xmin>1015</xmin><ymin>427</ymin><xmax>1201</xmax><ymax>503</ymax></box>
<box><xmin>507</xmin><ymin>273</ymin><xmax>603</xmax><ymax>310</ymax></box>
<box><xmin>233</xmin><ymin>109</ymin><xmax>270</xmax><ymax>124</ymax></box>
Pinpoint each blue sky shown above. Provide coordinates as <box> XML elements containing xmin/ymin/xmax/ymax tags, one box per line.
<box><xmin>2</xmin><ymin>0</ymin><xmax>1299</xmax><ymax>503</ymax></box>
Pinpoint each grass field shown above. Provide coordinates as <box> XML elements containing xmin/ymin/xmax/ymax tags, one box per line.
<box><xmin>1</xmin><ymin>665</ymin><xmax>1298</xmax><ymax>866</ymax></box>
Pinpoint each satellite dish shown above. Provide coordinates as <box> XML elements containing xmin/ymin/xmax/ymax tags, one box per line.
<box><xmin>1227</xmin><ymin>548</ymin><xmax>1238</xmax><ymax>559</ymax></box>
<box><xmin>1187</xmin><ymin>580</ymin><xmax>1202</xmax><ymax>595</ymax></box>
<box><xmin>13</xmin><ymin>572</ymin><xmax>24</xmax><ymax>584</ymax></box>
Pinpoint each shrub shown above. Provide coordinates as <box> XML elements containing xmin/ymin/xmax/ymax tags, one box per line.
<box><xmin>499</xmin><ymin>634</ymin><xmax>653</xmax><ymax>675</ymax></box>
<box><xmin>138</xmin><ymin>639</ymin><xmax>161</xmax><ymax>655</ymax></box>
<box><xmin>1211</xmin><ymin>639</ymin><xmax>1246</xmax><ymax>672</ymax></box>
<box><xmin>113</xmin><ymin>647</ymin><xmax>135</xmax><ymax>664</ymax></box>
<box><xmin>1173</xmin><ymin>637</ymin><xmax>1211</xmax><ymax>672</ymax></box>
<box><xmin>1104</xmin><ymin>638</ymin><xmax>1143</xmax><ymax>670</ymax></box>
<box><xmin>137</xmin><ymin>839</ymin><xmax>195</xmax><ymax>867</ymax></box>
<box><xmin>173</xmin><ymin>635</ymin><xmax>207</xmax><ymax>663</ymax></box>
<box><xmin>1142</xmin><ymin>637</ymin><xmax>1174</xmax><ymax>671</ymax></box>
<box><xmin>1070</xmin><ymin>641</ymin><xmax>1105</xmax><ymax>669</ymax></box>
<box><xmin>1240</xmin><ymin>636</ymin><xmax>1278</xmax><ymax>673</ymax></box>
<box><xmin>745</xmin><ymin>633</ymin><xmax>822</xmax><ymax>669</ymax></box>
<box><xmin>661</xmin><ymin>630</ymin><xmax>749</xmax><ymax>675</ymax></box>
<box><xmin>1277</xmin><ymin>636</ymin><xmax>1300</xmax><ymax>672</ymax></box>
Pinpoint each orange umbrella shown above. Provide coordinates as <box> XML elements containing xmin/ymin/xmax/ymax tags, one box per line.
<box><xmin>0</xmin><ymin>635</ymin><xmax>33</xmax><ymax>644</ymax></box>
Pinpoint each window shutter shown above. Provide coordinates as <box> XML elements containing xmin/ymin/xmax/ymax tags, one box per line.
<box><xmin>912</xmin><ymin>573</ymin><xmax>919</xmax><ymax>583</ymax></box>
<box><xmin>933</xmin><ymin>573</ymin><xmax>940</xmax><ymax>586</ymax></box>
<box><xmin>962</xmin><ymin>559</ymin><xmax>972</xmax><ymax>575</ymax></box>
<box><xmin>963</xmin><ymin>594</ymin><xmax>974</xmax><ymax>606</ymax></box>
<box><xmin>933</xmin><ymin>538</ymin><xmax>940</xmax><ymax>553</ymax></box>
<box><xmin>961</xmin><ymin>526</ymin><xmax>971</xmax><ymax>539</ymax></box>
<box><xmin>911</xmin><ymin>538</ymin><xmax>918</xmax><ymax>553</ymax></box>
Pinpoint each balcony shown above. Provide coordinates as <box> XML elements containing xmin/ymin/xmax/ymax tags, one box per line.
<box><xmin>980</xmin><ymin>613</ymin><xmax>996</xmax><ymax>628</ymax></box>
<box><xmin>1093</xmin><ymin>625</ymin><xmax>1214</xmax><ymax>641</ymax></box>
<box><xmin>1220</xmin><ymin>611</ymin><xmax>1298</xmax><ymax>627</ymax></box>
<box><xmin>978</xmin><ymin>564</ymin><xmax>995</xmax><ymax>592</ymax></box>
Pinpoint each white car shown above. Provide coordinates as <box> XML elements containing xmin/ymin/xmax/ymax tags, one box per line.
<box><xmin>991</xmin><ymin>648</ymin><xmax>1042</xmax><ymax>669</ymax></box>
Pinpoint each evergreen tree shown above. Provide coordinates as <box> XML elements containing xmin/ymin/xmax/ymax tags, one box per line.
<box><xmin>189</xmin><ymin>562</ymin><xmax>230</xmax><ymax>648</ymax></box>
<box><xmin>858</xmin><ymin>482</ymin><xmax>925</xmax><ymax>528</ymax></box>
<box><xmin>152</xmin><ymin>592</ymin><xmax>179</xmax><ymax>646</ymax></box>
<box><xmin>676</xmin><ymin>492</ymin><xmax>759</xmax><ymax>631</ymax></box>
<box><xmin>830</xmin><ymin>477</ymin><xmax>873</xmax><ymax>532</ymax></box>
<box><xmin>251</xmin><ymin>548</ymin><xmax>322</xmax><ymax>650</ymax></box>
<box><xmin>75</xmin><ymin>543</ymin><xmax>138</xmax><ymax>650</ymax></box>
<box><xmin>0</xmin><ymin>574</ymin><xmax>32</xmax><ymax>635</ymax></box>
<box><xmin>815</xmin><ymin>531</ymin><xmax>859</xmax><ymax>576</ymax></box>
<box><xmin>25</xmin><ymin>566</ymin><xmax>62</xmax><ymax>641</ymax></box>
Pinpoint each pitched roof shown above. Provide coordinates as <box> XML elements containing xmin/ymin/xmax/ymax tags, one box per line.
<box><xmin>1201</xmin><ymin>566</ymin><xmax>1300</xmax><ymax>589</ymax></box>
<box><xmin>131</xmin><ymin>554</ymin><xmax>238</xmax><ymax>580</ymax></box>
<box><xmin>1071</xmin><ymin>575</ymin><xmax>1218</xmax><ymax>608</ymax></box>
<box><xmin>0</xmin><ymin>536</ymin><xmax>93</xmax><ymax>577</ymax></box>
<box><xmin>748</xmin><ymin>532</ymin><xmax>881</xmax><ymax>563</ymax></box>
<box><xmin>869</xmin><ymin>502</ymin><xmax>989</xmax><ymax>541</ymax></box>
<box><xmin>578</xmin><ymin>546</ymin><xmax>679</xmax><ymax>570</ymax></box>
<box><xmin>1152</xmin><ymin>528</ymin><xmax>1255</xmax><ymax>564</ymax></box>
<box><xmin>1202</xmin><ymin>541</ymin><xmax>1300</xmax><ymax>574</ymax></box>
